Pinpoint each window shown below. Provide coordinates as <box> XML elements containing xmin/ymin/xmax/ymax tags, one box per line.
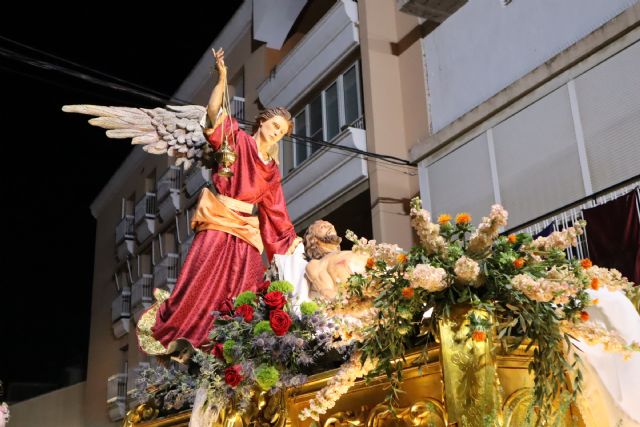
<box><xmin>325</xmin><ymin>83</ymin><xmax>339</xmax><ymax>141</ymax></box>
<box><xmin>343</xmin><ymin>65</ymin><xmax>360</xmax><ymax>127</ymax></box>
<box><xmin>294</xmin><ymin>111</ymin><xmax>308</xmax><ymax>165</ymax></box>
<box><xmin>289</xmin><ymin>61</ymin><xmax>364</xmax><ymax>171</ymax></box>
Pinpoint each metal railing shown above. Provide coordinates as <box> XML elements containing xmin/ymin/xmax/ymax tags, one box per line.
<box><xmin>511</xmin><ymin>178</ymin><xmax>640</xmax><ymax>260</ymax></box>
<box><xmin>134</xmin><ymin>193</ymin><xmax>157</xmax><ymax>225</ymax></box>
<box><xmin>115</xmin><ymin>215</ymin><xmax>135</xmax><ymax>243</ymax></box>
<box><xmin>157</xmin><ymin>166</ymin><xmax>183</xmax><ymax>201</ymax></box>
<box><xmin>348</xmin><ymin>115</ymin><xmax>365</xmax><ymax>130</ymax></box>
<box><xmin>131</xmin><ymin>274</ymin><xmax>154</xmax><ymax>308</ymax></box>
<box><xmin>153</xmin><ymin>253</ymin><xmax>180</xmax><ymax>290</ymax></box>
<box><xmin>107</xmin><ymin>373</ymin><xmax>127</xmax><ymax>403</ymax></box>
<box><xmin>111</xmin><ymin>289</ymin><xmax>131</xmax><ymax>323</ymax></box>
<box><xmin>231</xmin><ymin>96</ymin><xmax>245</xmax><ymax>121</ymax></box>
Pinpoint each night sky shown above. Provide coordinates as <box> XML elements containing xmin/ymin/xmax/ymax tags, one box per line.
<box><xmin>0</xmin><ymin>6</ymin><xmax>240</xmax><ymax>401</ymax></box>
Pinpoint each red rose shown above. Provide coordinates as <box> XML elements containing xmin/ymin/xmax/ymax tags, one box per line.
<box><xmin>263</xmin><ymin>291</ymin><xmax>286</xmax><ymax>310</ymax></box>
<box><xmin>212</xmin><ymin>343</ymin><xmax>224</xmax><ymax>360</ymax></box>
<box><xmin>219</xmin><ymin>298</ymin><xmax>234</xmax><ymax>316</ymax></box>
<box><xmin>234</xmin><ymin>304</ymin><xmax>255</xmax><ymax>322</ymax></box>
<box><xmin>224</xmin><ymin>365</ymin><xmax>243</xmax><ymax>387</ymax></box>
<box><xmin>257</xmin><ymin>280</ymin><xmax>271</xmax><ymax>294</ymax></box>
<box><xmin>269</xmin><ymin>309</ymin><xmax>292</xmax><ymax>336</ymax></box>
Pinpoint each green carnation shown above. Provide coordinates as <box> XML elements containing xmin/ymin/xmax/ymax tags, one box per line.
<box><xmin>253</xmin><ymin>321</ymin><xmax>273</xmax><ymax>335</ymax></box>
<box><xmin>268</xmin><ymin>280</ymin><xmax>294</xmax><ymax>294</ymax></box>
<box><xmin>397</xmin><ymin>307</ymin><xmax>413</xmax><ymax>320</ymax></box>
<box><xmin>300</xmin><ymin>301</ymin><xmax>319</xmax><ymax>315</ymax></box>
<box><xmin>234</xmin><ymin>291</ymin><xmax>257</xmax><ymax>307</ymax></box>
<box><xmin>223</xmin><ymin>340</ymin><xmax>236</xmax><ymax>363</ymax></box>
<box><xmin>255</xmin><ymin>364</ymin><xmax>280</xmax><ymax>390</ymax></box>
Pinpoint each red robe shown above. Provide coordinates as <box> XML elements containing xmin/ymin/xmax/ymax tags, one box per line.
<box><xmin>144</xmin><ymin>115</ymin><xmax>299</xmax><ymax>352</ymax></box>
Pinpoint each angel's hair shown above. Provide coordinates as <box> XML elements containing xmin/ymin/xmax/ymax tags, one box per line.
<box><xmin>252</xmin><ymin>107</ymin><xmax>293</xmax><ymax>136</ymax></box>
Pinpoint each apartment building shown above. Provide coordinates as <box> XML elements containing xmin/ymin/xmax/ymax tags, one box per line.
<box><xmin>409</xmin><ymin>0</ymin><xmax>640</xmax><ymax>239</ymax></box>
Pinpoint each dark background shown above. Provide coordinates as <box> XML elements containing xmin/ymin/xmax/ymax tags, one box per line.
<box><xmin>0</xmin><ymin>6</ymin><xmax>241</xmax><ymax>402</ymax></box>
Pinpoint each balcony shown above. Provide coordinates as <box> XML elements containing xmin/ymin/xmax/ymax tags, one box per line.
<box><xmin>184</xmin><ymin>167</ymin><xmax>211</xmax><ymax>200</ymax></box>
<box><xmin>135</xmin><ymin>192</ymin><xmax>157</xmax><ymax>243</ymax></box>
<box><xmin>231</xmin><ymin>96</ymin><xmax>245</xmax><ymax>122</ymax></box>
<box><xmin>111</xmin><ymin>289</ymin><xmax>131</xmax><ymax>338</ymax></box>
<box><xmin>131</xmin><ymin>274</ymin><xmax>154</xmax><ymax>322</ymax></box>
<box><xmin>511</xmin><ymin>179</ymin><xmax>640</xmax><ymax>261</ymax></box>
<box><xmin>153</xmin><ymin>253</ymin><xmax>180</xmax><ymax>292</ymax></box>
<box><xmin>107</xmin><ymin>372</ymin><xmax>127</xmax><ymax>421</ymax></box>
<box><xmin>282</xmin><ymin>126</ymin><xmax>368</xmax><ymax>223</ymax></box>
<box><xmin>257</xmin><ymin>0</ymin><xmax>359</xmax><ymax>109</ymax></box>
<box><xmin>397</xmin><ymin>0</ymin><xmax>467</xmax><ymax>22</ymax></box>
<box><xmin>157</xmin><ymin>166</ymin><xmax>183</xmax><ymax>223</ymax></box>
<box><xmin>115</xmin><ymin>215</ymin><xmax>136</xmax><ymax>261</ymax></box>
<box><xmin>180</xmin><ymin>232</ymin><xmax>195</xmax><ymax>268</ymax></box>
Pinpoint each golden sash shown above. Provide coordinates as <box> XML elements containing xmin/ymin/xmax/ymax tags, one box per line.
<box><xmin>190</xmin><ymin>188</ymin><xmax>264</xmax><ymax>253</ymax></box>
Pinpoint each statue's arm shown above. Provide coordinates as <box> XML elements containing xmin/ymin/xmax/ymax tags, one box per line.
<box><xmin>207</xmin><ymin>48</ymin><xmax>228</xmax><ymax>124</ymax></box>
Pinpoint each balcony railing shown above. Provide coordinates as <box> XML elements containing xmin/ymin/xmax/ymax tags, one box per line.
<box><xmin>115</xmin><ymin>215</ymin><xmax>135</xmax><ymax>243</ymax></box>
<box><xmin>131</xmin><ymin>274</ymin><xmax>154</xmax><ymax>311</ymax></box>
<box><xmin>107</xmin><ymin>372</ymin><xmax>128</xmax><ymax>421</ymax></box>
<box><xmin>231</xmin><ymin>96</ymin><xmax>245</xmax><ymax>122</ymax></box>
<box><xmin>111</xmin><ymin>289</ymin><xmax>131</xmax><ymax>322</ymax></box>
<box><xmin>107</xmin><ymin>372</ymin><xmax>127</xmax><ymax>403</ymax></box>
<box><xmin>184</xmin><ymin>167</ymin><xmax>211</xmax><ymax>199</ymax></box>
<box><xmin>157</xmin><ymin>166</ymin><xmax>183</xmax><ymax>202</ymax></box>
<box><xmin>511</xmin><ymin>179</ymin><xmax>640</xmax><ymax>261</ymax></box>
<box><xmin>134</xmin><ymin>193</ymin><xmax>157</xmax><ymax>225</ymax></box>
<box><xmin>153</xmin><ymin>253</ymin><xmax>180</xmax><ymax>292</ymax></box>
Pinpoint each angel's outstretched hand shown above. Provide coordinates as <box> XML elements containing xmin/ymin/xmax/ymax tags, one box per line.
<box><xmin>212</xmin><ymin>48</ymin><xmax>227</xmax><ymax>80</ymax></box>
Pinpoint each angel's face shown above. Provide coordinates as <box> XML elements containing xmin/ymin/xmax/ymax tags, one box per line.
<box><xmin>259</xmin><ymin>116</ymin><xmax>290</xmax><ymax>145</ymax></box>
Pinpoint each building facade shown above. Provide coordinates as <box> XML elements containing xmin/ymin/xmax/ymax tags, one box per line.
<box><xmin>409</xmin><ymin>0</ymin><xmax>640</xmax><ymax>233</ymax></box>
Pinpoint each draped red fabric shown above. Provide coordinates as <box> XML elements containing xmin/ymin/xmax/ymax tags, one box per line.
<box><xmin>583</xmin><ymin>190</ymin><xmax>640</xmax><ymax>284</ymax></box>
<box><xmin>147</xmin><ymin>115</ymin><xmax>299</xmax><ymax>351</ymax></box>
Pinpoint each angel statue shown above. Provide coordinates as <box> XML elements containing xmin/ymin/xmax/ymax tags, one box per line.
<box><xmin>63</xmin><ymin>48</ymin><xmax>302</xmax><ymax>359</ymax></box>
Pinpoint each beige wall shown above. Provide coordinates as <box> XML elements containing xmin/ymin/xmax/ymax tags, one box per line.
<box><xmin>358</xmin><ymin>0</ymin><xmax>424</xmax><ymax>249</ymax></box>
<box><xmin>9</xmin><ymin>382</ymin><xmax>85</xmax><ymax>427</ymax></box>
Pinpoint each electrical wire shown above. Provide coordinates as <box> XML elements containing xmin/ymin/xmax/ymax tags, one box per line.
<box><xmin>0</xmin><ymin>38</ymin><xmax>417</xmax><ymax>168</ymax></box>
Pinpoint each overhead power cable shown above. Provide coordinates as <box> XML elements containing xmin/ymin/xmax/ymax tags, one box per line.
<box><xmin>0</xmin><ymin>37</ymin><xmax>416</xmax><ymax>167</ymax></box>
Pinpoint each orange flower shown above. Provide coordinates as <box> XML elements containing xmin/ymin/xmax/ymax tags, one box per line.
<box><xmin>590</xmin><ymin>277</ymin><xmax>600</xmax><ymax>290</ymax></box>
<box><xmin>472</xmin><ymin>330</ymin><xmax>486</xmax><ymax>342</ymax></box>
<box><xmin>455</xmin><ymin>213</ymin><xmax>472</xmax><ymax>225</ymax></box>
<box><xmin>438</xmin><ymin>214</ymin><xmax>452</xmax><ymax>224</ymax></box>
<box><xmin>581</xmin><ymin>258</ymin><xmax>593</xmax><ymax>269</ymax></box>
<box><xmin>507</xmin><ymin>234</ymin><xmax>517</xmax><ymax>244</ymax></box>
<box><xmin>592</xmin><ymin>298</ymin><xmax>599</xmax><ymax>305</ymax></box>
<box><xmin>580</xmin><ymin>311</ymin><xmax>590</xmax><ymax>322</ymax></box>
<box><xmin>513</xmin><ymin>258</ymin><xmax>525</xmax><ymax>269</ymax></box>
<box><xmin>366</xmin><ymin>258</ymin><xmax>375</xmax><ymax>269</ymax></box>
<box><xmin>401</xmin><ymin>287</ymin><xmax>414</xmax><ymax>299</ymax></box>
<box><xmin>396</xmin><ymin>253</ymin><xmax>408</xmax><ymax>264</ymax></box>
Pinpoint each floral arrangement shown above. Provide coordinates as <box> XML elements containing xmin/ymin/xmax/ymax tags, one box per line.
<box><xmin>301</xmin><ymin>198</ymin><xmax>638</xmax><ymax>421</ymax></box>
<box><xmin>136</xmin><ymin>198</ymin><xmax>638</xmax><ymax>424</ymax></box>
<box><xmin>137</xmin><ymin>279</ymin><xmax>340</xmax><ymax>416</ymax></box>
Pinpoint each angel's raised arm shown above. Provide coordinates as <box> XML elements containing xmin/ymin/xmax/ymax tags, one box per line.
<box><xmin>207</xmin><ymin>48</ymin><xmax>228</xmax><ymax>125</ymax></box>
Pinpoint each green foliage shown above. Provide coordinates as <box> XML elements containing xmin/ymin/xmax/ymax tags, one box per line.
<box><xmin>223</xmin><ymin>340</ymin><xmax>237</xmax><ymax>363</ymax></box>
<box><xmin>268</xmin><ymin>280</ymin><xmax>295</xmax><ymax>294</ymax></box>
<box><xmin>253</xmin><ymin>321</ymin><xmax>273</xmax><ymax>335</ymax></box>
<box><xmin>300</xmin><ymin>301</ymin><xmax>320</xmax><ymax>315</ymax></box>
<box><xmin>234</xmin><ymin>291</ymin><xmax>257</xmax><ymax>307</ymax></box>
<box><xmin>255</xmin><ymin>364</ymin><xmax>280</xmax><ymax>390</ymax></box>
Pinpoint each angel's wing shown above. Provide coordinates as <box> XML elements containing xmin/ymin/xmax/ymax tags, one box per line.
<box><xmin>61</xmin><ymin>104</ymin><xmax>209</xmax><ymax>170</ymax></box>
